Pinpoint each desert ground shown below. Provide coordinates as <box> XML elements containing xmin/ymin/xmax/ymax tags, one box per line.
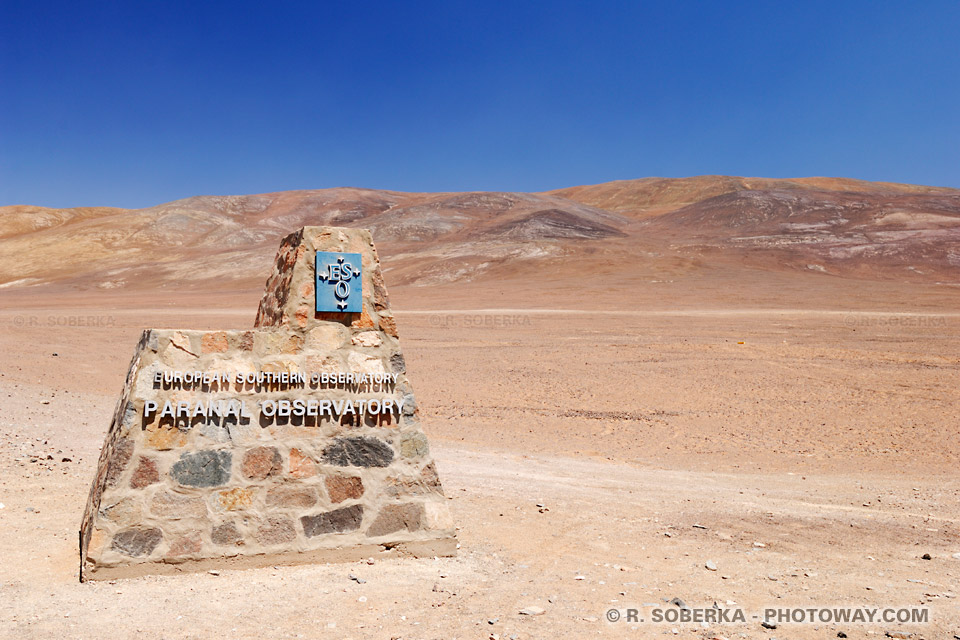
<box><xmin>1</xmin><ymin>176</ymin><xmax>958</xmax><ymax>639</ymax></box>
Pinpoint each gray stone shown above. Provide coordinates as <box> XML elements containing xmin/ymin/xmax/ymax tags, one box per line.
<box><xmin>111</xmin><ymin>527</ymin><xmax>162</xmax><ymax>557</ymax></box>
<box><xmin>199</xmin><ymin>420</ymin><xmax>232</xmax><ymax>443</ymax></box>
<box><xmin>301</xmin><ymin>504</ymin><xmax>364</xmax><ymax>537</ymax></box>
<box><xmin>400</xmin><ymin>432</ymin><xmax>429</xmax><ymax>459</ymax></box>
<box><xmin>401</xmin><ymin>393</ymin><xmax>416</xmax><ymax>416</ymax></box>
<box><xmin>170</xmin><ymin>450</ymin><xmax>232</xmax><ymax>488</ymax></box>
<box><xmin>211</xmin><ymin>522</ymin><xmax>243</xmax><ymax>546</ymax></box>
<box><xmin>705</xmin><ymin>560</ymin><xmax>717</xmax><ymax>571</ymax></box>
<box><xmin>366</xmin><ymin>502</ymin><xmax>423</xmax><ymax>537</ymax></box>
<box><xmin>121</xmin><ymin>402</ymin><xmax>138</xmax><ymax>428</ymax></box>
<box><xmin>389</xmin><ymin>352</ymin><xmax>406</xmax><ymax>374</ymax></box>
<box><xmin>322</xmin><ymin>437</ymin><xmax>394</xmax><ymax>468</ymax></box>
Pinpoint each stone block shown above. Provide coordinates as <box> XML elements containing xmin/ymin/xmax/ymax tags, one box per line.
<box><xmin>325</xmin><ymin>476</ymin><xmax>364</xmax><ymax>503</ymax></box>
<box><xmin>201</xmin><ymin>331</ymin><xmax>230</xmax><ymax>353</ymax></box>
<box><xmin>288</xmin><ymin>448</ymin><xmax>317</xmax><ymax>478</ymax></box>
<box><xmin>265</xmin><ymin>486</ymin><xmax>318</xmax><ymax>509</ymax></box>
<box><xmin>256</xmin><ymin>517</ymin><xmax>296</xmax><ymax>546</ymax></box>
<box><xmin>301</xmin><ymin>504</ymin><xmax>364</xmax><ymax>537</ymax></box>
<box><xmin>322</xmin><ymin>437</ymin><xmax>394</xmax><ymax>468</ymax></box>
<box><xmin>241</xmin><ymin>446</ymin><xmax>282</xmax><ymax>479</ymax></box>
<box><xmin>167</xmin><ymin>532</ymin><xmax>203</xmax><ymax>560</ymax></box>
<box><xmin>400</xmin><ymin>432</ymin><xmax>429</xmax><ymax>459</ymax></box>
<box><xmin>111</xmin><ymin>528</ymin><xmax>163</xmax><ymax>557</ymax></box>
<box><xmin>104</xmin><ymin>438</ymin><xmax>134</xmax><ymax>488</ymax></box>
<box><xmin>170</xmin><ymin>450</ymin><xmax>232</xmax><ymax>488</ymax></box>
<box><xmin>211</xmin><ymin>522</ymin><xmax>244</xmax><ymax>546</ymax></box>
<box><xmin>100</xmin><ymin>497</ymin><xmax>142</xmax><ymax>525</ymax></box>
<box><xmin>367</xmin><ymin>503</ymin><xmax>424</xmax><ymax>537</ymax></box>
<box><xmin>216</xmin><ymin>487</ymin><xmax>255</xmax><ymax>511</ymax></box>
<box><xmin>351</xmin><ymin>331</ymin><xmax>382</xmax><ymax>347</ymax></box>
<box><xmin>151</xmin><ymin>491</ymin><xmax>208</xmax><ymax>520</ymax></box>
<box><xmin>129</xmin><ymin>456</ymin><xmax>160</xmax><ymax>488</ymax></box>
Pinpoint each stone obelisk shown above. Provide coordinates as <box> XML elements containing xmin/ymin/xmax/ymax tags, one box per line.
<box><xmin>79</xmin><ymin>227</ymin><xmax>456</xmax><ymax>581</ymax></box>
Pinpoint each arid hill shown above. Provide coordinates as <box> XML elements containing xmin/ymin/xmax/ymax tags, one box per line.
<box><xmin>0</xmin><ymin>176</ymin><xmax>957</xmax><ymax>297</ymax></box>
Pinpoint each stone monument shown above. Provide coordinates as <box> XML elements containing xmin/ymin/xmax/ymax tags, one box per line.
<box><xmin>79</xmin><ymin>227</ymin><xmax>456</xmax><ymax>581</ymax></box>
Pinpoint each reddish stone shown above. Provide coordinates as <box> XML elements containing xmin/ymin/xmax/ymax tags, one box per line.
<box><xmin>288</xmin><ymin>448</ymin><xmax>318</xmax><ymax>478</ymax></box>
<box><xmin>282</xmin><ymin>334</ymin><xmax>304</xmax><ymax>353</ymax></box>
<box><xmin>379</xmin><ymin>314</ymin><xmax>399</xmax><ymax>338</ymax></box>
<box><xmin>242</xmin><ymin>446</ymin><xmax>282</xmax><ymax>479</ymax></box>
<box><xmin>238</xmin><ymin>331</ymin><xmax>254</xmax><ymax>351</ymax></box>
<box><xmin>256</xmin><ymin>517</ymin><xmax>296</xmax><ymax>545</ymax></box>
<box><xmin>167</xmin><ymin>532</ymin><xmax>202</xmax><ymax>559</ymax></box>
<box><xmin>129</xmin><ymin>456</ymin><xmax>160</xmax><ymax>488</ymax></box>
<box><xmin>351</xmin><ymin>308</ymin><xmax>376</xmax><ymax>330</ymax></box>
<box><xmin>265</xmin><ymin>486</ymin><xmax>318</xmax><ymax>508</ymax></box>
<box><xmin>104</xmin><ymin>438</ymin><xmax>134</xmax><ymax>487</ymax></box>
<box><xmin>325</xmin><ymin>476</ymin><xmax>364</xmax><ymax>503</ymax></box>
<box><xmin>294</xmin><ymin>306</ymin><xmax>310</xmax><ymax>329</ymax></box>
<box><xmin>371</xmin><ymin>268</ymin><xmax>390</xmax><ymax>311</ymax></box>
<box><xmin>201</xmin><ymin>331</ymin><xmax>229</xmax><ymax>353</ymax></box>
<box><xmin>366</xmin><ymin>503</ymin><xmax>424</xmax><ymax>537</ymax></box>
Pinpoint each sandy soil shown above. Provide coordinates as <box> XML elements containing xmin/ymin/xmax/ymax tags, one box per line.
<box><xmin>0</xmin><ymin>286</ymin><xmax>958</xmax><ymax>639</ymax></box>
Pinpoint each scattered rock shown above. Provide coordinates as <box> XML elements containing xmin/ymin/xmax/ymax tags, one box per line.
<box><xmin>753</xmin><ymin>541</ymin><xmax>766</xmax><ymax>548</ymax></box>
<box><xmin>921</xmin><ymin>553</ymin><xmax>931</xmax><ymax>560</ymax></box>
<box><xmin>669</xmin><ymin>598</ymin><xmax>689</xmax><ymax>610</ymax></box>
<box><xmin>837</xmin><ymin>633</ymin><xmax>847</xmax><ymax>638</ymax></box>
<box><xmin>885</xmin><ymin>632</ymin><xmax>913</xmax><ymax>639</ymax></box>
<box><xmin>348</xmin><ymin>573</ymin><xmax>366</xmax><ymax>584</ymax></box>
<box><xmin>705</xmin><ymin>560</ymin><xmax>718</xmax><ymax>571</ymax></box>
<box><xmin>692</xmin><ymin>523</ymin><xmax>708</xmax><ymax>529</ymax></box>
<box><xmin>519</xmin><ymin>606</ymin><xmax>545</xmax><ymax>616</ymax></box>
<box><xmin>761</xmin><ymin>620</ymin><xmax>777</xmax><ymax>629</ymax></box>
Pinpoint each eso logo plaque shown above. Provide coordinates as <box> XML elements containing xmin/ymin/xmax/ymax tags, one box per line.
<box><xmin>316</xmin><ymin>252</ymin><xmax>362</xmax><ymax>312</ymax></box>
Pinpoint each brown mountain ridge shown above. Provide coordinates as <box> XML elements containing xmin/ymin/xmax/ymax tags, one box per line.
<box><xmin>0</xmin><ymin>176</ymin><xmax>957</xmax><ymax>295</ymax></box>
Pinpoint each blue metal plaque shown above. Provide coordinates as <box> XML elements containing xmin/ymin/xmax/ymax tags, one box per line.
<box><xmin>315</xmin><ymin>252</ymin><xmax>363</xmax><ymax>312</ymax></box>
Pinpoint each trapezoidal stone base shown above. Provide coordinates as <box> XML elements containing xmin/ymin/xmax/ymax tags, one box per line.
<box><xmin>79</xmin><ymin>226</ymin><xmax>456</xmax><ymax>581</ymax></box>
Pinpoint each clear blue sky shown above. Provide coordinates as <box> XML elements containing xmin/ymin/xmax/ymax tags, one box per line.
<box><xmin>2</xmin><ymin>1</ymin><xmax>958</xmax><ymax>208</ymax></box>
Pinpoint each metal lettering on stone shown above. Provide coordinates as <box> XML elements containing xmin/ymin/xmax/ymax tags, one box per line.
<box><xmin>315</xmin><ymin>252</ymin><xmax>362</xmax><ymax>312</ymax></box>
